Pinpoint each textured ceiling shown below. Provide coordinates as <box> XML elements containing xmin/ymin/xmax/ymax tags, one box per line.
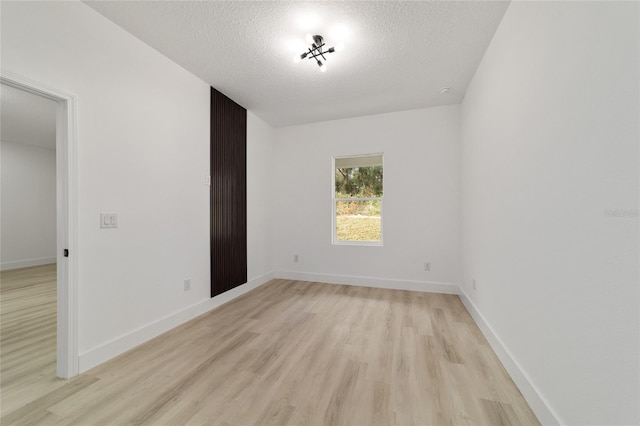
<box><xmin>1</xmin><ymin>84</ymin><xmax>57</xmax><ymax>149</ymax></box>
<box><xmin>84</xmin><ymin>1</ymin><xmax>510</xmax><ymax>127</ymax></box>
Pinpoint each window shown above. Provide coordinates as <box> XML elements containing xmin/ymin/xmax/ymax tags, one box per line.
<box><xmin>333</xmin><ymin>154</ymin><xmax>383</xmax><ymax>245</ymax></box>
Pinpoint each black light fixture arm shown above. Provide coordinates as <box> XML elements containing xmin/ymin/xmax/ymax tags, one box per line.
<box><xmin>297</xmin><ymin>34</ymin><xmax>337</xmax><ymax>70</ymax></box>
<box><xmin>305</xmin><ymin>43</ymin><xmax>328</xmax><ymax>61</ymax></box>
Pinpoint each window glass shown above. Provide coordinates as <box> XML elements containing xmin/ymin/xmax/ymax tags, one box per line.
<box><xmin>333</xmin><ymin>154</ymin><xmax>383</xmax><ymax>244</ymax></box>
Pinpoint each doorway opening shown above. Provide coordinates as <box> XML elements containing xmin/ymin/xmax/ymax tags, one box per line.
<box><xmin>0</xmin><ymin>72</ymin><xmax>78</xmax><ymax>379</ymax></box>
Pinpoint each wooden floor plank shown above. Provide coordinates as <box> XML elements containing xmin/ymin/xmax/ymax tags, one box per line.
<box><xmin>1</xmin><ymin>267</ymin><xmax>539</xmax><ymax>425</ymax></box>
<box><xmin>0</xmin><ymin>264</ymin><xmax>62</xmax><ymax>416</ymax></box>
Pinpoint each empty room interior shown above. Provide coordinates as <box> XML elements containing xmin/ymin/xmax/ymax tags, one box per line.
<box><xmin>0</xmin><ymin>1</ymin><xmax>638</xmax><ymax>425</ymax></box>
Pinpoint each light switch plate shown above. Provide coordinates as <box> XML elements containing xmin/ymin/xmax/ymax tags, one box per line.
<box><xmin>100</xmin><ymin>213</ymin><xmax>118</xmax><ymax>229</ymax></box>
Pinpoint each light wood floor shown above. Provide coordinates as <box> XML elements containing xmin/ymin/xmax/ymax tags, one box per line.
<box><xmin>1</xmin><ymin>271</ymin><xmax>539</xmax><ymax>425</ymax></box>
<box><xmin>1</xmin><ymin>264</ymin><xmax>58</xmax><ymax>417</ymax></box>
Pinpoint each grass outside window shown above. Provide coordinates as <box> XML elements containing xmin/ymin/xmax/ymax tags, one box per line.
<box><xmin>333</xmin><ymin>154</ymin><xmax>383</xmax><ymax>244</ymax></box>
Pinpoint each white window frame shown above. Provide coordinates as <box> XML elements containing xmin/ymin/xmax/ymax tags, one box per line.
<box><xmin>332</xmin><ymin>153</ymin><xmax>384</xmax><ymax>246</ymax></box>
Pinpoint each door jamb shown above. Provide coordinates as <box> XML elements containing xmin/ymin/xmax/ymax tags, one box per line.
<box><xmin>1</xmin><ymin>69</ymin><xmax>79</xmax><ymax>378</ymax></box>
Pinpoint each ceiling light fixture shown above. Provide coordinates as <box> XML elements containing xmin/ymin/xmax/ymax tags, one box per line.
<box><xmin>293</xmin><ymin>34</ymin><xmax>339</xmax><ymax>72</ymax></box>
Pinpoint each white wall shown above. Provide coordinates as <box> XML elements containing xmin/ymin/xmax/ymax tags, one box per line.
<box><xmin>1</xmin><ymin>1</ymin><xmax>275</xmax><ymax>370</ymax></box>
<box><xmin>1</xmin><ymin>141</ymin><xmax>57</xmax><ymax>269</ymax></box>
<box><xmin>461</xmin><ymin>2</ymin><xmax>639</xmax><ymax>425</ymax></box>
<box><xmin>247</xmin><ymin>111</ymin><xmax>275</xmax><ymax>282</ymax></box>
<box><xmin>274</xmin><ymin>106</ymin><xmax>461</xmax><ymax>291</ymax></box>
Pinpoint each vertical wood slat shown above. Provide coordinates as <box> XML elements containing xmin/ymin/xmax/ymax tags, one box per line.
<box><xmin>210</xmin><ymin>88</ymin><xmax>247</xmax><ymax>297</ymax></box>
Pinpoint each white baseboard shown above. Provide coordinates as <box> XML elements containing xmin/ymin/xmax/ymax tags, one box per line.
<box><xmin>78</xmin><ymin>271</ymin><xmax>275</xmax><ymax>373</ymax></box>
<box><xmin>458</xmin><ymin>288</ymin><xmax>562</xmax><ymax>426</ymax></box>
<box><xmin>275</xmin><ymin>270</ymin><xmax>459</xmax><ymax>294</ymax></box>
<box><xmin>1</xmin><ymin>257</ymin><xmax>57</xmax><ymax>270</ymax></box>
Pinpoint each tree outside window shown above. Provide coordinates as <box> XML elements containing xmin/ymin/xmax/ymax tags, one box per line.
<box><xmin>333</xmin><ymin>154</ymin><xmax>383</xmax><ymax>244</ymax></box>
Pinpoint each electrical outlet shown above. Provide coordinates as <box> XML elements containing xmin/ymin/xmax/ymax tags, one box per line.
<box><xmin>294</xmin><ymin>254</ymin><xmax>299</xmax><ymax>263</ymax></box>
<box><xmin>184</xmin><ymin>279</ymin><xmax>191</xmax><ymax>292</ymax></box>
<box><xmin>473</xmin><ymin>279</ymin><xmax>477</xmax><ymax>291</ymax></box>
<box><xmin>424</xmin><ymin>262</ymin><xmax>431</xmax><ymax>271</ymax></box>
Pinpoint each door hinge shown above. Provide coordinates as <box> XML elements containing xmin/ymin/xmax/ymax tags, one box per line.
<box><xmin>64</xmin><ymin>249</ymin><xmax>69</xmax><ymax>257</ymax></box>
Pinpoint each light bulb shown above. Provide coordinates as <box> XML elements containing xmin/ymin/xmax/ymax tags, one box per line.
<box><xmin>320</xmin><ymin>64</ymin><xmax>327</xmax><ymax>72</ymax></box>
<box><xmin>305</xmin><ymin>34</ymin><xmax>314</xmax><ymax>44</ymax></box>
<box><xmin>293</xmin><ymin>55</ymin><xmax>301</xmax><ymax>63</ymax></box>
<box><xmin>335</xmin><ymin>43</ymin><xmax>345</xmax><ymax>52</ymax></box>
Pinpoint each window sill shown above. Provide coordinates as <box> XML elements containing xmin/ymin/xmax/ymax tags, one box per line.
<box><xmin>332</xmin><ymin>240</ymin><xmax>383</xmax><ymax>247</ymax></box>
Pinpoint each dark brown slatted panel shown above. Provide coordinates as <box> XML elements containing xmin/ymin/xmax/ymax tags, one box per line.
<box><xmin>211</xmin><ymin>88</ymin><xmax>247</xmax><ymax>297</ymax></box>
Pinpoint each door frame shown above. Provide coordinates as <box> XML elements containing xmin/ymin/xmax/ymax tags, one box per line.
<box><xmin>1</xmin><ymin>69</ymin><xmax>79</xmax><ymax>378</ymax></box>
